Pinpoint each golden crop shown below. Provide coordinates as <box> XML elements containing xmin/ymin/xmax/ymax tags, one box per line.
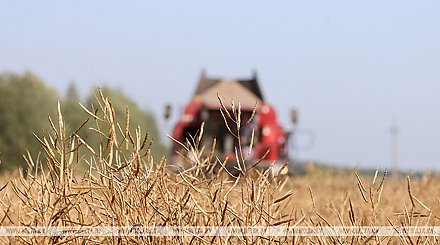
<box><xmin>0</xmin><ymin>91</ymin><xmax>438</xmax><ymax>244</ymax></box>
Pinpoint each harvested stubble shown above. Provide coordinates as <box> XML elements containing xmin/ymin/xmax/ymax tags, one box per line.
<box><xmin>0</xmin><ymin>90</ymin><xmax>438</xmax><ymax>244</ymax></box>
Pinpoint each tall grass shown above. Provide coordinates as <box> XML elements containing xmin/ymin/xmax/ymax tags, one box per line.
<box><xmin>0</xmin><ymin>90</ymin><xmax>438</xmax><ymax>244</ymax></box>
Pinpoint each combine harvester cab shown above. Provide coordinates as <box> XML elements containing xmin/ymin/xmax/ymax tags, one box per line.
<box><xmin>170</xmin><ymin>71</ymin><xmax>290</xmax><ymax>172</ymax></box>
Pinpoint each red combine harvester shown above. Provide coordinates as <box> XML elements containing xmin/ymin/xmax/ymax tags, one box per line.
<box><xmin>169</xmin><ymin>71</ymin><xmax>293</xmax><ymax>171</ymax></box>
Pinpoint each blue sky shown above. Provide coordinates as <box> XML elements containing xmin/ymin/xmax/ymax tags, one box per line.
<box><xmin>1</xmin><ymin>1</ymin><xmax>439</xmax><ymax>170</ymax></box>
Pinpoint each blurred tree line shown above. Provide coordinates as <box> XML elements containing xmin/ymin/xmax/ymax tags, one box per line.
<box><xmin>0</xmin><ymin>71</ymin><xmax>167</xmax><ymax>172</ymax></box>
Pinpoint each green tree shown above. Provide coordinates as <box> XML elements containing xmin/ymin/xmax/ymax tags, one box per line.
<box><xmin>62</xmin><ymin>82</ymin><xmax>87</xmax><ymax>135</ymax></box>
<box><xmin>0</xmin><ymin>71</ymin><xmax>58</xmax><ymax>171</ymax></box>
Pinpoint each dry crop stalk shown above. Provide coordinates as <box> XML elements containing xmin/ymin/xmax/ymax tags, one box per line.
<box><xmin>0</xmin><ymin>89</ymin><xmax>437</xmax><ymax>244</ymax></box>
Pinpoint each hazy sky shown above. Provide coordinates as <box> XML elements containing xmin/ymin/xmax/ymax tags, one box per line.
<box><xmin>1</xmin><ymin>1</ymin><xmax>439</xmax><ymax>170</ymax></box>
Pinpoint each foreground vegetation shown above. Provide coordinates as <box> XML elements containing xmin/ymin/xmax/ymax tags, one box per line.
<box><xmin>0</xmin><ymin>90</ymin><xmax>438</xmax><ymax>244</ymax></box>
